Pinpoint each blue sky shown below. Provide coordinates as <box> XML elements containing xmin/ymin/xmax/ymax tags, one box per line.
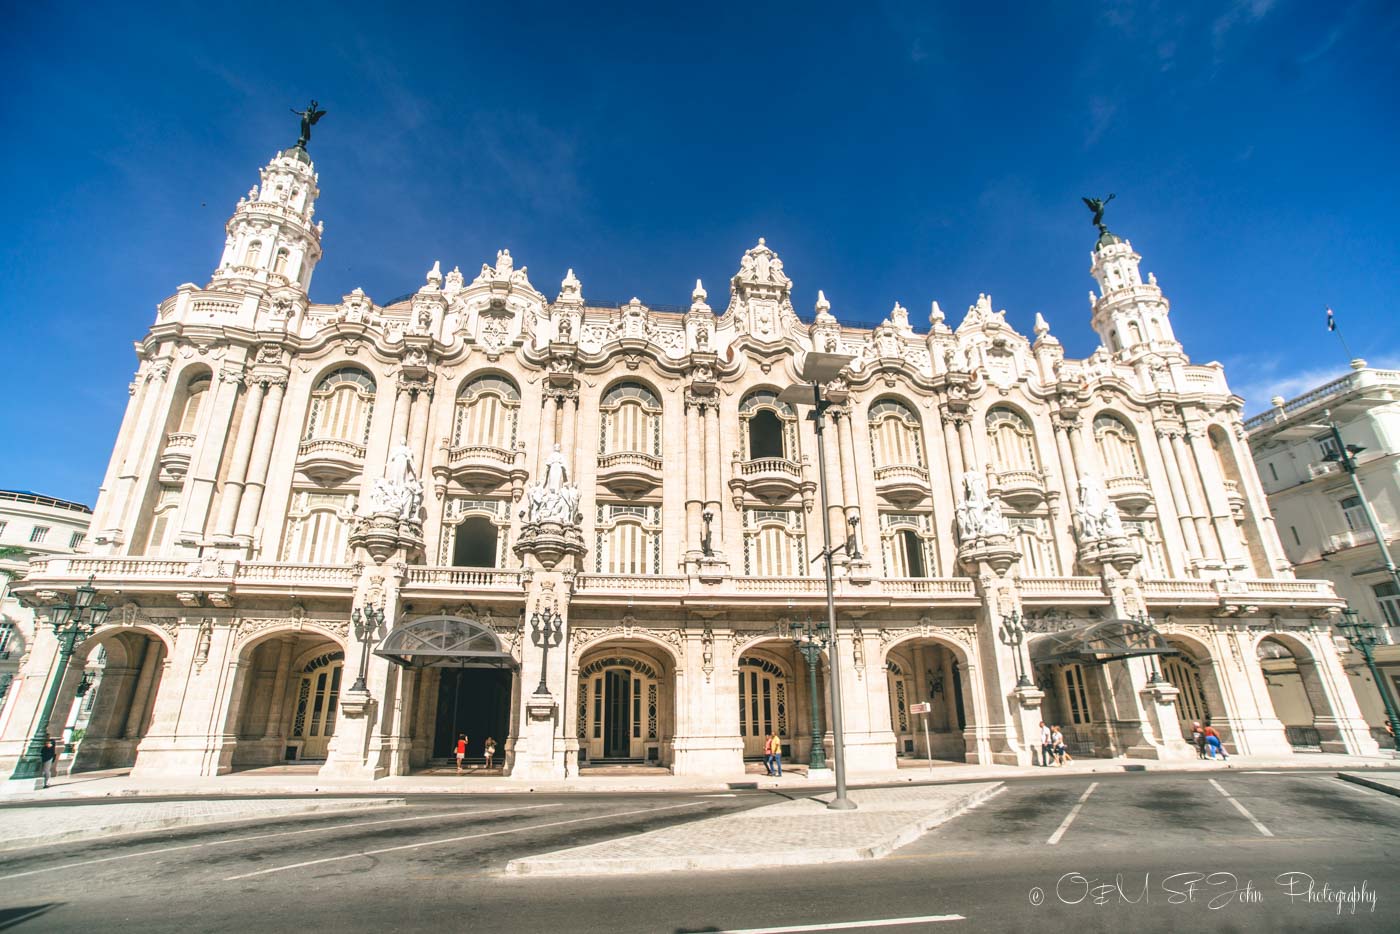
<box><xmin>2</xmin><ymin>1</ymin><xmax>1397</xmax><ymax>506</ymax></box>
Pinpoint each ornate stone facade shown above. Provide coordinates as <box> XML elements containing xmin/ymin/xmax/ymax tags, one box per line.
<box><xmin>0</xmin><ymin>137</ymin><xmax>1380</xmax><ymax>785</ymax></box>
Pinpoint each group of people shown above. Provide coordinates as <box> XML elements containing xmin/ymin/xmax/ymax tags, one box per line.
<box><xmin>1190</xmin><ymin>720</ymin><xmax>1229</xmax><ymax>760</ymax></box>
<box><xmin>453</xmin><ymin>735</ymin><xmax>498</xmax><ymax>773</ymax></box>
<box><xmin>1038</xmin><ymin>722</ymin><xmax>1074</xmax><ymax>766</ymax></box>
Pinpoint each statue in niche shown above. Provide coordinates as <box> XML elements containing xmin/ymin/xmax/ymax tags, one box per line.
<box><xmin>558</xmin><ymin>316</ymin><xmax>573</xmax><ymax>343</ymax></box>
<box><xmin>495</xmin><ymin>249</ymin><xmax>514</xmax><ymax>276</ymax></box>
<box><xmin>1075</xmin><ymin>475</ymin><xmax>1124</xmax><ymax>541</ymax></box>
<box><xmin>695</xmin><ymin>326</ymin><xmax>709</xmax><ymax>351</ymax></box>
<box><xmin>362</xmin><ymin>440</ymin><xmax>423</xmax><ymax>521</ymax></box>
<box><xmin>955</xmin><ymin>471</ymin><xmax>1008</xmax><ymax>541</ymax></box>
<box><xmin>543</xmin><ymin>442</ymin><xmax>569</xmax><ymax>488</ymax></box>
<box><xmin>290</xmin><ymin>101</ymin><xmax>326</xmax><ymax>150</ymax></box>
<box><xmin>521</xmin><ymin>444</ymin><xmax>581</xmax><ymax>526</ymax></box>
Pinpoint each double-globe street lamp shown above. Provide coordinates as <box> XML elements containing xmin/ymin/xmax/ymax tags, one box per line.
<box><xmin>998</xmin><ymin>611</ymin><xmax>1032</xmax><ymax>688</ymax></box>
<box><xmin>1337</xmin><ymin>608</ymin><xmax>1400</xmax><ymax>757</ymax></box>
<box><xmin>531</xmin><ymin>603</ymin><xmax>564</xmax><ymax>696</ymax></box>
<box><xmin>779</xmin><ymin>351</ymin><xmax>858</xmax><ymax>811</ymax></box>
<box><xmin>789</xmin><ymin>614</ymin><xmax>830</xmax><ymax>771</ymax></box>
<box><xmin>8</xmin><ymin>576</ymin><xmax>109</xmax><ymax>785</ymax></box>
<box><xmin>349</xmin><ymin>603</ymin><xmax>386</xmax><ymax>694</ymax></box>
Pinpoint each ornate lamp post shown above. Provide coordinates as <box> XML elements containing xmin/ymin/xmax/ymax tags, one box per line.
<box><xmin>845</xmin><ymin>514</ymin><xmax>862</xmax><ymax>561</ymax></box>
<box><xmin>531</xmin><ymin>602</ymin><xmax>563</xmax><ymax>696</ymax></box>
<box><xmin>780</xmin><ymin>350</ymin><xmax>858</xmax><ymax>810</ymax></box>
<box><xmin>1135</xmin><ymin>611</ymin><xmax>1166</xmax><ymax>684</ymax></box>
<box><xmin>349</xmin><ymin>604</ymin><xmax>386</xmax><ymax>694</ymax></box>
<box><xmin>701</xmin><ymin>509</ymin><xmax>716</xmax><ymax>558</ymax></box>
<box><xmin>9</xmin><ymin>576</ymin><xmax>109</xmax><ymax>785</ymax></box>
<box><xmin>1337</xmin><ymin>608</ymin><xmax>1400</xmax><ymax>756</ymax></box>
<box><xmin>789</xmin><ymin>615</ymin><xmax>830</xmax><ymax>771</ymax></box>
<box><xmin>999</xmin><ymin>610</ymin><xmax>1032</xmax><ymax>688</ymax></box>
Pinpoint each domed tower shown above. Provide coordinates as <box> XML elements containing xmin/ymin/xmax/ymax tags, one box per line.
<box><xmin>209</xmin><ymin>103</ymin><xmax>325</xmax><ymax>292</ymax></box>
<box><xmin>1086</xmin><ymin>198</ymin><xmax>1180</xmax><ymax>363</ymax></box>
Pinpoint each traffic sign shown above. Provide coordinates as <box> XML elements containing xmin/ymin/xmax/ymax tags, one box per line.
<box><xmin>909</xmin><ymin>702</ymin><xmax>931</xmax><ymax>714</ymax></box>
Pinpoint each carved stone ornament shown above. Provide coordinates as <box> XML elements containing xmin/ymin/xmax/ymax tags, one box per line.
<box><xmin>955</xmin><ymin>471</ymin><xmax>1010</xmax><ymax>541</ymax></box>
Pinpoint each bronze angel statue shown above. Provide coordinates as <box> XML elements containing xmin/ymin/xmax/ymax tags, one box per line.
<box><xmin>291</xmin><ymin>100</ymin><xmax>327</xmax><ymax>149</ymax></box>
<box><xmin>1082</xmin><ymin>193</ymin><xmax>1115</xmax><ymax>235</ymax></box>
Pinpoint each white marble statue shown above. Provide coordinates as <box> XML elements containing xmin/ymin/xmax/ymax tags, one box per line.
<box><xmin>521</xmin><ymin>443</ymin><xmax>582</xmax><ymax>525</ymax></box>
<box><xmin>1075</xmin><ymin>475</ymin><xmax>1125</xmax><ymax>541</ymax></box>
<box><xmin>543</xmin><ymin>443</ymin><xmax>569</xmax><ymax>488</ymax></box>
<box><xmin>956</xmin><ymin>471</ymin><xmax>1008</xmax><ymax>541</ymax></box>
<box><xmin>362</xmin><ymin>441</ymin><xmax>423</xmax><ymax>522</ymax></box>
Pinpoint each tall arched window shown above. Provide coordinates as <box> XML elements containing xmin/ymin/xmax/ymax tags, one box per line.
<box><xmin>273</xmin><ymin>247</ymin><xmax>290</xmax><ymax>276</ymax></box>
<box><xmin>1009</xmin><ymin>516</ymin><xmax>1059</xmax><ymax>575</ymax></box>
<box><xmin>245</xmin><ymin>241</ymin><xmax>262</xmax><ymax>269</ymax></box>
<box><xmin>178</xmin><ymin>375</ymin><xmax>211</xmax><ymax>434</ymax></box>
<box><xmin>740</xmin><ymin>391</ymin><xmax>797</xmax><ymax>461</ymax></box>
<box><xmin>743</xmin><ymin>508</ymin><xmax>807</xmax><ymax>576</ymax></box>
<box><xmin>599</xmin><ymin>382</ymin><xmax>662</xmax><ymax>458</ymax></box>
<box><xmin>595</xmin><ymin>503</ymin><xmax>662</xmax><ymax>574</ymax></box>
<box><xmin>868</xmin><ymin>399</ymin><xmax>925</xmax><ymax>469</ymax></box>
<box><xmin>880</xmin><ymin>513</ymin><xmax>934</xmax><ymax>577</ymax></box>
<box><xmin>452</xmin><ymin>375</ymin><xmax>520</xmax><ymax>450</ymax></box>
<box><xmin>281</xmin><ymin>491</ymin><xmax>355</xmax><ymax>564</ymax></box>
<box><xmin>1094</xmin><ymin>414</ymin><xmax>1143</xmax><ymax>478</ymax></box>
<box><xmin>303</xmin><ymin>367</ymin><xmax>376</xmax><ymax>447</ymax></box>
<box><xmin>986</xmin><ymin>407</ymin><xmax>1039</xmax><ymax>472</ymax></box>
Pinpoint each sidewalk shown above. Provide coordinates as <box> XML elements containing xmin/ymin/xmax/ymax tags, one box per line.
<box><xmin>0</xmin><ymin>797</ymin><xmax>404</xmax><ymax>853</ymax></box>
<box><xmin>1338</xmin><ymin>771</ymin><xmax>1400</xmax><ymax>798</ymax></box>
<box><xmin>2</xmin><ymin>751</ymin><xmax>1396</xmax><ymax>805</ymax></box>
<box><xmin>505</xmin><ymin>782</ymin><xmax>1004</xmax><ymax>876</ymax></box>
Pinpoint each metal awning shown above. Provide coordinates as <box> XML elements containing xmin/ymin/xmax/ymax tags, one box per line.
<box><xmin>375</xmin><ymin>615</ymin><xmax>517</xmax><ymax>670</ymax></box>
<box><xmin>1029</xmin><ymin>618</ymin><xmax>1178</xmax><ymax>666</ymax></box>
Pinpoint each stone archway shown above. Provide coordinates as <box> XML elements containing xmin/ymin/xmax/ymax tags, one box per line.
<box><xmin>1162</xmin><ymin>635</ymin><xmax>1233</xmax><ymax>747</ymax></box>
<box><xmin>883</xmin><ymin>636</ymin><xmax>973</xmax><ymax>763</ymax></box>
<box><xmin>222</xmin><ymin>626</ymin><xmax>348</xmax><ymax>767</ymax></box>
<box><xmin>575</xmin><ymin>641</ymin><xmax>677</xmax><ymax>766</ymax></box>
<box><xmin>1256</xmin><ymin>633</ymin><xmax>1337</xmax><ymax>751</ymax></box>
<box><xmin>66</xmin><ymin>626</ymin><xmax>172</xmax><ymax>773</ymax></box>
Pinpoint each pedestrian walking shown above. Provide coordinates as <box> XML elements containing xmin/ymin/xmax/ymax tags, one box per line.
<box><xmin>1190</xmin><ymin>721</ymin><xmax>1207</xmax><ymax>759</ymax></box>
<box><xmin>483</xmin><ymin>736</ymin><xmax>497</xmax><ymax>771</ymax></box>
<box><xmin>40</xmin><ymin>735</ymin><xmax>57</xmax><ymax>788</ymax></box>
<box><xmin>455</xmin><ymin>734</ymin><xmax>468</xmax><ymax>773</ymax></box>
<box><xmin>1051</xmin><ymin>726</ymin><xmax>1068</xmax><ymax>766</ymax></box>
<box><xmin>1039</xmin><ymin>721</ymin><xmax>1053</xmax><ymax>767</ymax></box>
<box><xmin>764</xmin><ymin>733</ymin><xmax>783</xmax><ymax>776</ymax></box>
<box><xmin>1203</xmin><ymin>721</ymin><xmax>1227</xmax><ymax>761</ymax></box>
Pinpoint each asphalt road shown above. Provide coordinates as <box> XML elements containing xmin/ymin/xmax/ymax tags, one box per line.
<box><xmin>1</xmin><ymin>769</ymin><xmax>1397</xmax><ymax>933</ymax></box>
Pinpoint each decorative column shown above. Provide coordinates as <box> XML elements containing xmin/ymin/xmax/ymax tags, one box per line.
<box><xmin>179</xmin><ymin>366</ymin><xmax>246</xmax><ymax>550</ymax></box>
<box><xmin>1155</xmin><ymin>426</ymin><xmax>1204</xmax><ymax>565</ymax></box>
<box><xmin>234</xmin><ymin>376</ymin><xmax>288</xmax><ymax>542</ymax></box>
<box><xmin>122</xmin><ymin>640</ymin><xmax>164</xmax><ymax>739</ymax></box>
<box><xmin>1170</xmin><ymin>431</ymin><xmax>1223</xmax><ymax>564</ymax></box>
<box><xmin>1185</xmin><ymin>426</ymin><xmax>1246</xmax><ymax>570</ymax></box>
<box><xmin>260</xmin><ymin>636</ymin><xmax>296</xmax><ymax>740</ymax></box>
<box><xmin>684</xmin><ymin>395</ymin><xmax>704</xmax><ymax>568</ymax></box>
<box><xmin>213</xmin><ymin>378</ymin><xmax>267</xmax><ymax>538</ymax></box>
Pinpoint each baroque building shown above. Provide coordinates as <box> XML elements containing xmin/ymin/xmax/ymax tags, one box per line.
<box><xmin>0</xmin><ymin>132</ymin><xmax>1380</xmax><ymax>785</ymax></box>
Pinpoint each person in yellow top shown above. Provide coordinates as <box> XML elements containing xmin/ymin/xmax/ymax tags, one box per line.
<box><xmin>764</xmin><ymin>733</ymin><xmax>783</xmax><ymax>777</ymax></box>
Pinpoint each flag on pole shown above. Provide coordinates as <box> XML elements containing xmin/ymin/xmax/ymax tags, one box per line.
<box><xmin>1327</xmin><ymin>307</ymin><xmax>1336</xmax><ymax>331</ymax></box>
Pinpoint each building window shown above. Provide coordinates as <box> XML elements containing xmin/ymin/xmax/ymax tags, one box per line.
<box><xmin>868</xmin><ymin>399</ymin><xmax>925</xmax><ymax>469</ymax></box>
<box><xmin>1064</xmin><ymin>665</ymin><xmax>1092</xmax><ymax>724</ymax></box>
<box><xmin>179</xmin><ymin>375</ymin><xmax>211</xmax><ymax>434</ymax></box>
<box><xmin>594</xmin><ymin>503</ymin><xmax>662</xmax><ymax>575</ymax></box>
<box><xmin>0</xmin><ymin>622</ymin><xmax>14</xmax><ymax>655</ymax></box>
<box><xmin>438</xmin><ymin>498</ymin><xmax>508</xmax><ymax>566</ymax></box>
<box><xmin>1268</xmin><ymin>463</ymin><xmax>1279</xmax><ymax>482</ymax></box>
<box><xmin>986</xmin><ymin>408</ymin><xmax>1039</xmax><ymax>473</ymax></box>
<box><xmin>69</xmin><ymin>531</ymin><xmax>85</xmax><ymax>549</ymax></box>
<box><xmin>598</xmin><ymin>382</ymin><xmax>662</xmax><ymax>458</ymax></box>
<box><xmin>742</xmin><ymin>508</ymin><xmax>807</xmax><ymax>577</ymax></box>
<box><xmin>1374</xmin><ymin>582</ymin><xmax>1400</xmax><ymax>628</ymax></box>
<box><xmin>0</xmin><ymin>520</ymin><xmax>7</xmax><ymax>538</ymax></box>
<box><xmin>1093</xmin><ymin>413</ymin><xmax>1143</xmax><ymax>478</ymax></box>
<box><xmin>143</xmin><ymin>485</ymin><xmax>181</xmax><ymax>555</ymax></box>
<box><xmin>303</xmin><ymin>367</ymin><xmax>377</xmax><ymax>447</ymax></box>
<box><xmin>1317</xmin><ymin>434</ymin><xmax>1341</xmax><ymax>461</ymax></box>
<box><xmin>739</xmin><ymin>391</ymin><xmax>797</xmax><ymax>462</ymax></box>
<box><xmin>1008</xmin><ymin>516</ymin><xmax>1058</xmax><ymax>575</ymax></box>
<box><xmin>29</xmin><ymin>526</ymin><xmax>49</xmax><ymax>544</ymax></box>
<box><xmin>879</xmin><ymin>512</ymin><xmax>935</xmax><ymax>577</ymax></box>
<box><xmin>1290</xmin><ymin>526</ymin><xmax>1301</xmax><ymax>546</ymax></box>
<box><xmin>1340</xmin><ymin>496</ymin><xmax>1368</xmax><ymax>533</ymax></box>
<box><xmin>281</xmin><ymin>491</ymin><xmax>355</xmax><ymax>564</ymax></box>
<box><xmin>453</xmin><ymin>375</ymin><xmax>520</xmax><ymax>450</ymax></box>
<box><xmin>1123</xmin><ymin>519</ymin><xmax>1169</xmax><ymax>577</ymax></box>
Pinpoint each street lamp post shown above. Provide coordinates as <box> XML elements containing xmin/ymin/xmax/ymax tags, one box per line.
<box><xmin>780</xmin><ymin>351</ymin><xmax>858</xmax><ymax>811</ymax></box>
<box><xmin>1136</xmin><ymin>612</ymin><xmax>1165</xmax><ymax>684</ymax></box>
<box><xmin>998</xmin><ymin>611</ymin><xmax>1032</xmax><ymax>688</ymax></box>
<box><xmin>1322</xmin><ymin>413</ymin><xmax>1400</xmax><ymax>594</ymax></box>
<box><xmin>1337</xmin><ymin>608</ymin><xmax>1400</xmax><ymax>757</ymax></box>
<box><xmin>531</xmin><ymin>603</ymin><xmax>563</xmax><ymax>696</ymax></box>
<box><xmin>349</xmin><ymin>604</ymin><xmax>385</xmax><ymax>694</ymax></box>
<box><xmin>701</xmin><ymin>509</ymin><xmax>716</xmax><ymax>558</ymax></box>
<box><xmin>789</xmin><ymin>615</ymin><xmax>830</xmax><ymax>771</ymax></box>
<box><xmin>8</xmin><ymin>576</ymin><xmax>109</xmax><ymax>785</ymax></box>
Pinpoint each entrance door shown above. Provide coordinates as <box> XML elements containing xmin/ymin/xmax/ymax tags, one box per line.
<box><xmin>603</xmin><ymin>670</ymin><xmax>631</xmax><ymax>758</ymax></box>
<box><xmin>738</xmin><ymin>658</ymin><xmax>788</xmax><ymax>757</ymax></box>
<box><xmin>432</xmin><ymin>667</ymin><xmax>511</xmax><ymax>760</ymax></box>
<box><xmin>292</xmin><ymin>655</ymin><xmax>343</xmax><ymax>759</ymax></box>
<box><xmin>1163</xmin><ymin>655</ymin><xmax>1209</xmax><ymax>739</ymax></box>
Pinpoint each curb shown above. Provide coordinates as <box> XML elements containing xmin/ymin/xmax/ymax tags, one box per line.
<box><xmin>1336</xmin><ymin>772</ymin><xmax>1400</xmax><ymax>799</ymax></box>
<box><xmin>504</xmin><ymin>782</ymin><xmax>1004</xmax><ymax>876</ymax></box>
<box><xmin>0</xmin><ymin>797</ymin><xmax>406</xmax><ymax>853</ymax></box>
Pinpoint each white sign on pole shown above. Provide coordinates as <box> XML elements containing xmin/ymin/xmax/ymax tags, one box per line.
<box><xmin>909</xmin><ymin>702</ymin><xmax>932</xmax><ymax>714</ymax></box>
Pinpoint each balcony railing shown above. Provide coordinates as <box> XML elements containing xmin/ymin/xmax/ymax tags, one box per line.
<box><xmin>881</xmin><ymin>578</ymin><xmax>976</xmax><ymax>596</ymax></box>
<box><xmin>873</xmin><ymin>464</ymin><xmax>931</xmax><ymax>506</ymax></box>
<box><xmin>1105</xmin><ymin>474</ymin><xmax>1152</xmax><ymax>510</ymax></box>
<box><xmin>596</xmin><ymin>450</ymin><xmax>664</xmax><ymax>497</ymax></box>
<box><xmin>740</xmin><ymin>457</ymin><xmax>801</xmax><ymax>478</ymax></box>
<box><xmin>1018</xmin><ymin>576</ymin><xmax>1104</xmax><ymax>596</ymax></box>
<box><xmin>165</xmin><ymin>432</ymin><xmax>196</xmax><ymax>450</ymax></box>
<box><xmin>1245</xmin><ymin>367</ymin><xmax>1400</xmax><ymax>430</ymax></box>
<box><xmin>237</xmin><ymin>563</ymin><xmax>356</xmax><ymax>584</ymax></box>
<box><xmin>402</xmin><ymin>567</ymin><xmax>526</xmax><ymax>589</ymax></box>
<box><xmin>297</xmin><ymin>437</ymin><xmax>367</xmax><ymax>460</ymax></box>
<box><xmin>990</xmin><ymin>468</ymin><xmax>1046</xmax><ymax>508</ymax></box>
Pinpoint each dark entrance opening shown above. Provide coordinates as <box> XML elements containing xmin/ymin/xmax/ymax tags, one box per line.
<box><xmin>951</xmin><ymin>660</ymin><xmax>966</xmax><ymax>731</ymax></box>
<box><xmin>432</xmin><ymin>668</ymin><xmax>511</xmax><ymax>759</ymax></box>
<box><xmin>899</xmin><ymin>529</ymin><xmax>927</xmax><ymax>577</ymax></box>
<box><xmin>604</xmin><ymin>669</ymin><xmax>631</xmax><ymax>758</ymax></box>
<box><xmin>452</xmin><ymin>517</ymin><xmax>498</xmax><ymax>568</ymax></box>
<box><xmin>748</xmin><ymin>409</ymin><xmax>785</xmax><ymax>460</ymax></box>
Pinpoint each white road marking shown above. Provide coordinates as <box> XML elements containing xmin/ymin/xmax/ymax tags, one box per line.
<box><xmin>224</xmin><ymin>800</ymin><xmax>708</xmax><ymax>881</ymax></box>
<box><xmin>1046</xmin><ymin>781</ymin><xmax>1098</xmax><ymax>845</ymax></box>
<box><xmin>1209</xmin><ymin>778</ymin><xmax>1274</xmax><ymax>837</ymax></box>
<box><xmin>701</xmin><ymin>793</ymin><xmax>739</xmax><ymax>797</ymax></box>
<box><xmin>0</xmin><ymin>804</ymin><xmax>556</xmax><ymax>882</ymax></box>
<box><xmin>707</xmin><ymin>915</ymin><xmax>965</xmax><ymax>934</ymax></box>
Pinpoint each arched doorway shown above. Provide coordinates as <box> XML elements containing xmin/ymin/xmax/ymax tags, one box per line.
<box><xmin>225</xmin><ymin>629</ymin><xmax>347</xmax><ymax>766</ymax></box>
<box><xmin>65</xmin><ymin>628</ymin><xmax>168</xmax><ymax>773</ymax></box>
<box><xmin>734</xmin><ymin>639</ymin><xmax>826</xmax><ymax>768</ymax></box>
<box><xmin>576</xmin><ymin>641</ymin><xmax>676</xmax><ymax>766</ymax></box>
<box><xmin>885</xmin><ymin>638</ymin><xmax>969</xmax><ymax>762</ymax></box>
<box><xmin>377</xmin><ymin>615</ymin><xmax>517</xmax><ymax>770</ymax></box>
<box><xmin>1257</xmin><ymin>635</ymin><xmax>1331</xmax><ymax>751</ymax></box>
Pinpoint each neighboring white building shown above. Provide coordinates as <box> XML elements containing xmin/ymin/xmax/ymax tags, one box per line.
<box><xmin>0</xmin><ymin>491</ymin><xmax>92</xmax><ymax>738</ymax></box>
<box><xmin>1246</xmin><ymin>362</ymin><xmax>1400</xmax><ymax>747</ymax></box>
<box><xmin>0</xmin><ymin>126</ymin><xmax>1379</xmax><ymax>787</ymax></box>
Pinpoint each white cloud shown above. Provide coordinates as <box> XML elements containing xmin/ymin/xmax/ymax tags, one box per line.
<box><xmin>1226</xmin><ymin>352</ymin><xmax>1400</xmax><ymax>414</ymax></box>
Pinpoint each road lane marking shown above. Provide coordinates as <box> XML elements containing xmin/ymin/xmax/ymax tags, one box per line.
<box><xmin>1046</xmin><ymin>781</ymin><xmax>1098</xmax><ymax>845</ymax></box>
<box><xmin>706</xmin><ymin>916</ymin><xmax>964</xmax><ymax>933</ymax></box>
<box><xmin>223</xmin><ymin>800</ymin><xmax>708</xmax><ymax>881</ymax></box>
<box><xmin>0</xmin><ymin>804</ymin><xmax>556</xmax><ymax>883</ymax></box>
<box><xmin>1209</xmin><ymin>778</ymin><xmax>1273</xmax><ymax>836</ymax></box>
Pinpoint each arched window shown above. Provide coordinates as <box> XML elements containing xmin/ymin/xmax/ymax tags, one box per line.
<box><xmin>599</xmin><ymin>382</ymin><xmax>662</xmax><ymax>457</ymax></box>
<box><xmin>595</xmin><ymin>503</ymin><xmax>662</xmax><ymax>574</ymax></box>
<box><xmin>281</xmin><ymin>491</ymin><xmax>355</xmax><ymax>564</ymax></box>
<box><xmin>452</xmin><ymin>375</ymin><xmax>520</xmax><ymax>451</ymax></box>
<box><xmin>1094</xmin><ymin>414</ymin><xmax>1143</xmax><ymax>478</ymax></box>
<box><xmin>142</xmin><ymin>485</ymin><xmax>182</xmax><ymax>556</ymax></box>
<box><xmin>303</xmin><ymin>367</ymin><xmax>376</xmax><ymax>446</ymax></box>
<box><xmin>1123</xmin><ymin>518</ymin><xmax>1169</xmax><ymax>577</ymax></box>
<box><xmin>742</xmin><ymin>508</ymin><xmax>806</xmax><ymax>576</ymax></box>
<box><xmin>868</xmin><ymin>399</ymin><xmax>925</xmax><ymax>469</ymax></box>
<box><xmin>273</xmin><ymin>248</ymin><xmax>290</xmax><ymax>276</ymax></box>
<box><xmin>879</xmin><ymin>513</ymin><xmax>934</xmax><ymax>577</ymax></box>
<box><xmin>452</xmin><ymin>516</ymin><xmax>499</xmax><ymax>568</ymax></box>
<box><xmin>245</xmin><ymin>241</ymin><xmax>262</xmax><ymax>269</ymax></box>
<box><xmin>1009</xmin><ymin>516</ymin><xmax>1058</xmax><ymax>575</ymax></box>
<box><xmin>178</xmin><ymin>375</ymin><xmax>211</xmax><ymax>434</ymax></box>
<box><xmin>986</xmin><ymin>407</ymin><xmax>1038</xmax><ymax>472</ymax></box>
<box><xmin>740</xmin><ymin>391</ymin><xmax>796</xmax><ymax>461</ymax></box>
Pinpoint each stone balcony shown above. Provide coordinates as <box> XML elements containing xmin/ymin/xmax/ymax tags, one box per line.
<box><xmin>729</xmin><ymin>456</ymin><xmax>815</xmax><ymax>507</ymax></box>
<box><xmin>596</xmin><ymin>450</ymin><xmax>663</xmax><ymax>498</ymax></box>
<box><xmin>438</xmin><ymin>442</ymin><xmax>526</xmax><ymax>496</ymax></box>
<box><xmin>159</xmin><ymin>432</ymin><xmax>197</xmax><ymax>481</ymax></box>
<box><xmin>296</xmin><ymin>437</ymin><xmax>367</xmax><ymax>485</ymax></box>
<box><xmin>1105</xmin><ymin>473</ymin><xmax>1153</xmax><ymax>512</ymax></box>
<box><xmin>873</xmin><ymin>464</ymin><xmax>931</xmax><ymax>506</ymax></box>
<box><xmin>989</xmin><ymin>468</ymin><xmax>1047</xmax><ymax>509</ymax></box>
